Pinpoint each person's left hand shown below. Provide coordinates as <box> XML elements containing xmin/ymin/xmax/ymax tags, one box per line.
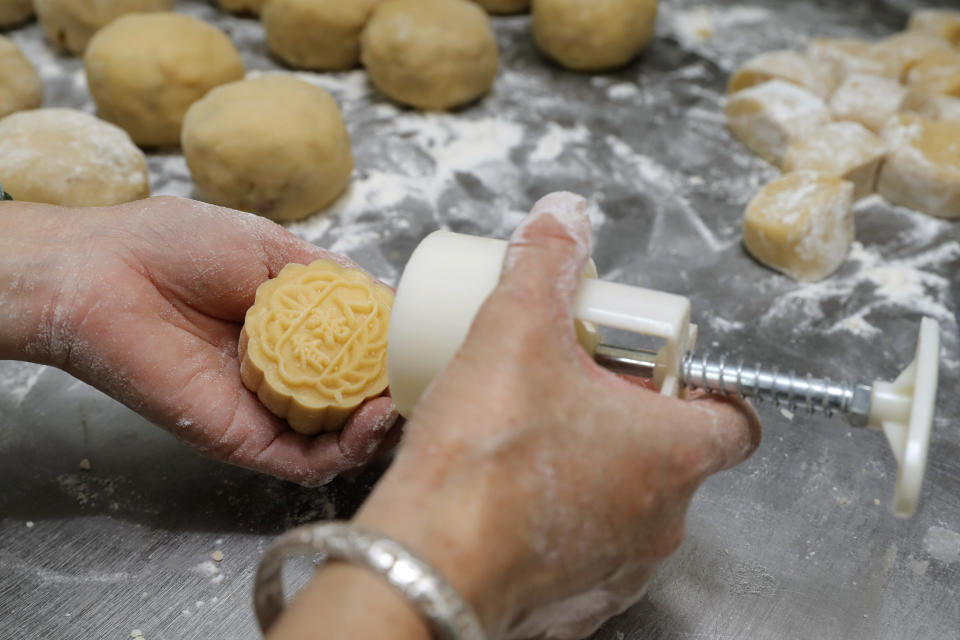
<box><xmin>6</xmin><ymin>196</ymin><xmax>399</xmax><ymax>485</ymax></box>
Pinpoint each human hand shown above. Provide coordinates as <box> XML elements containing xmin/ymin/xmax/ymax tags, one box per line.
<box><xmin>351</xmin><ymin>192</ymin><xmax>761</xmax><ymax>638</ymax></box>
<box><xmin>0</xmin><ymin>197</ymin><xmax>399</xmax><ymax>485</ymax></box>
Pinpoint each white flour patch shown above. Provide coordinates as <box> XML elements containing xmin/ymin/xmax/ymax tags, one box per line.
<box><xmin>530</xmin><ymin>122</ymin><xmax>591</xmax><ymax>163</ymax></box>
<box><xmin>924</xmin><ymin>526</ymin><xmax>960</xmax><ymax>564</ymax></box>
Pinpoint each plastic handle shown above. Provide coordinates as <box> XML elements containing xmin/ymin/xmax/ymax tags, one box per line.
<box><xmin>387</xmin><ymin>231</ymin><xmax>697</xmax><ymax>418</ymax></box>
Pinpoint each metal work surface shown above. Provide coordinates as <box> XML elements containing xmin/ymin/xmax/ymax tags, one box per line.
<box><xmin>1</xmin><ymin>0</ymin><xmax>958</xmax><ymax>638</ymax></box>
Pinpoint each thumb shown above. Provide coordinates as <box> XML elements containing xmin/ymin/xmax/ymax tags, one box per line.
<box><xmin>498</xmin><ymin>192</ymin><xmax>592</xmax><ymax>321</ymax></box>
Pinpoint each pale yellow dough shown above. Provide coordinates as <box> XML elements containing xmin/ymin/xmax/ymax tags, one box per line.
<box><xmin>872</xmin><ymin>31</ymin><xmax>952</xmax><ymax>82</ymax></box>
<box><xmin>908</xmin><ymin>9</ymin><xmax>960</xmax><ymax>45</ymax></box>
<box><xmin>878</xmin><ymin>113</ymin><xmax>960</xmax><ymax>219</ymax></box>
<box><xmin>0</xmin><ymin>108</ymin><xmax>149</xmax><ymax>206</ymax></box>
<box><xmin>743</xmin><ymin>171</ymin><xmax>855</xmax><ymax>282</ymax></box>
<box><xmin>85</xmin><ymin>13</ymin><xmax>245</xmax><ymax>147</ymax></box>
<box><xmin>182</xmin><ymin>75</ymin><xmax>354</xmax><ymax>222</ymax></box>
<box><xmin>264</xmin><ymin>0</ymin><xmax>382</xmax><ymax>71</ymax></box>
<box><xmin>217</xmin><ymin>0</ymin><xmax>267</xmax><ymax>15</ymax></box>
<box><xmin>0</xmin><ymin>36</ymin><xmax>43</xmax><ymax>120</ymax></box>
<box><xmin>729</xmin><ymin>50</ymin><xmax>834</xmax><ymax>99</ymax></box>
<box><xmin>532</xmin><ymin>0</ymin><xmax>658</xmax><ymax>72</ymax></box>
<box><xmin>807</xmin><ymin>37</ymin><xmax>891</xmax><ymax>81</ymax></box>
<box><xmin>783</xmin><ymin>121</ymin><xmax>886</xmax><ymax>200</ymax></box>
<box><xmin>829</xmin><ymin>73</ymin><xmax>907</xmax><ymax>133</ymax></box>
<box><xmin>33</xmin><ymin>0</ymin><xmax>174</xmax><ymax>55</ymax></box>
<box><xmin>0</xmin><ymin>0</ymin><xmax>33</xmax><ymax>27</ymax></box>
<box><xmin>472</xmin><ymin>0</ymin><xmax>529</xmax><ymax>14</ymax></box>
<box><xmin>361</xmin><ymin>0</ymin><xmax>499</xmax><ymax>110</ymax></box>
<box><xmin>240</xmin><ymin>260</ymin><xmax>394</xmax><ymax>435</ymax></box>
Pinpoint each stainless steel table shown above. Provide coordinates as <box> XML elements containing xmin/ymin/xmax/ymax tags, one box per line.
<box><xmin>1</xmin><ymin>1</ymin><xmax>957</xmax><ymax>638</ymax></box>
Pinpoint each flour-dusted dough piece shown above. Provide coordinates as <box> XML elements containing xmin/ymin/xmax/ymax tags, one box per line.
<box><xmin>532</xmin><ymin>0</ymin><xmax>658</xmax><ymax>71</ymax></box>
<box><xmin>729</xmin><ymin>50</ymin><xmax>835</xmax><ymax>99</ymax></box>
<box><xmin>361</xmin><ymin>0</ymin><xmax>499</xmax><ymax>110</ymax></box>
<box><xmin>878</xmin><ymin>113</ymin><xmax>960</xmax><ymax>219</ymax></box>
<box><xmin>33</xmin><ymin>0</ymin><xmax>174</xmax><ymax>55</ymax></box>
<box><xmin>0</xmin><ymin>36</ymin><xmax>43</xmax><ymax>120</ymax></box>
<box><xmin>906</xmin><ymin>48</ymin><xmax>960</xmax><ymax>97</ymax></box>
<box><xmin>0</xmin><ymin>108</ymin><xmax>149</xmax><ymax>206</ymax></box>
<box><xmin>217</xmin><ymin>0</ymin><xmax>267</xmax><ymax>15</ymax></box>
<box><xmin>783</xmin><ymin>122</ymin><xmax>886</xmax><ymax>200</ymax></box>
<box><xmin>743</xmin><ymin>171</ymin><xmax>855</xmax><ymax>282</ymax></box>
<box><xmin>807</xmin><ymin>37</ymin><xmax>891</xmax><ymax>81</ymax></box>
<box><xmin>0</xmin><ymin>0</ymin><xmax>33</xmax><ymax>27</ymax></box>
<box><xmin>264</xmin><ymin>0</ymin><xmax>382</xmax><ymax>71</ymax></box>
<box><xmin>182</xmin><ymin>75</ymin><xmax>353</xmax><ymax>222</ymax></box>
<box><xmin>472</xmin><ymin>0</ymin><xmax>528</xmax><ymax>14</ymax></box>
<box><xmin>725</xmin><ymin>80</ymin><xmax>830</xmax><ymax>167</ymax></box>
<box><xmin>85</xmin><ymin>13</ymin><xmax>244</xmax><ymax>147</ymax></box>
<box><xmin>829</xmin><ymin>73</ymin><xmax>908</xmax><ymax>133</ymax></box>
<box><xmin>908</xmin><ymin>9</ymin><xmax>960</xmax><ymax>45</ymax></box>
<box><xmin>872</xmin><ymin>31</ymin><xmax>952</xmax><ymax>82</ymax></box>
<box><xmin>240</xmin><ymin>260</ymin><xmax>394</xmax><ymax>435</ymax></box>
<box><xmin>903</xmin><ymin>90</ymin><xmax>960</xmax><ymax>123</ymax></box>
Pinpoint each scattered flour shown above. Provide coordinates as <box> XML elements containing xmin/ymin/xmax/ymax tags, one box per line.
<box><xmin>923</xmin><ymin>526</ymin><xmax>960</xmax><ymax>564</ymax></box>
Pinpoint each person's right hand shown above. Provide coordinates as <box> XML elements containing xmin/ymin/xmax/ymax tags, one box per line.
<box><xmin>351</xmin><ymin>191</ymin><xmax>762</xmax><ymax>639</ymax></box>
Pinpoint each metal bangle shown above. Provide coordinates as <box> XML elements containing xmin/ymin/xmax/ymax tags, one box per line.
<box><xmin>254</xmin><ymin>522</ymin><xmax>487</xmax><ymax>640</ymax></box>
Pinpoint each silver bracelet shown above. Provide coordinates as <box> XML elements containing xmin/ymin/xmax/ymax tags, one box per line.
<box><xmin>254</xmin><ymin>522</ymin><xmax>487</xmax><ymax>640</ymax></box>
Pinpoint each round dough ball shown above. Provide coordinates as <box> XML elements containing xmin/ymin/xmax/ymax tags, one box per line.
<box><xmin>217</xmin><ymin>0</ymin><xmax>267</xmax><ymax>15</ymax></box>
<box><xmin>182</xmin><ymin>75</ymin><xmax>354</xmax><ymax>222</ymax></box>
<box><xmin>0</xmin><ymin>36</ymin><xmax>44</xmax><ymax>120</ymax></box>
<box><xmin>472</xmin><ymin>0</ymin><xmax>529</xmax><ymax>14</ymax></box>
<box><xmin>0</xmin><ymin>108</ymin><xmax>150</xmax><ymax>206</ymax></box>
<box><xmin>85</xmin><ymin>13</ymin><xmax>245</xmax><ymax>147</ymax></box>
<box><xmin>532</xmin><ymin>0</ymin><xmax>658</xmax><ymax>71</ymax></box>
<box><xmin>264</xmin><ymin>0</ymin><xmax>382</xmax><ymax>71</ymax></box>
<box><xmin>0</xmin><ymin>0</ymin><xmax>33</xmax><ymax>27</ymax></box>
<box><xmin>33</xmin><ymin>0</ymin><xmax>174</xmax><ymax>55</ymax></box>
<box><xmin>361</xmin><ymin>0</ymin><xmax>499</xmax><ymax>110</ymax></box>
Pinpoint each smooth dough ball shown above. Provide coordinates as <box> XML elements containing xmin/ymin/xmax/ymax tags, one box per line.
<box><xmin>0</xmin><ymin>108</ymin><xmax>149</xmax><ymax>206</ymax></box>
<box><xmin>0</xmin><ymin>36</ymin><xmax>44</xmax><ymax>120</ymax></box>
<box><xmin>361</xmin><ymin>0</ymin><xmax>499</xmax><ymax>110</ymax></box>
<box><xmin>0</xmin><ymin>0</ymin><xmax>33</xmax><ymax>27</ymax></box>
<box><xmin>33</xmin><ymin>0</ymin><xmax>174</xmax><ymax>55</ymax></box>
<box><xmin>264</xmin><ymin>0</ymin><xmax>382</xmax><ymax>71</ymax></box>
<box><xmin>85</xmin><ymin>13</ymin><xmax>245</xmax><ymax>147</ymax></box>
<box><xmin>783</xmin><ymin>121</ymin><xmax>886</xmax><ymax>200</ymax></box>
<box><xmin>729</xmin><ymin>50</ymin><xmax>834</xmax><ymax>99</ymax></box>
<box><xmin>182</xmin><ymin>75</ymin><xmax>354</xmax><ymax>222</ymax></box>
<box><xmin>532</xmin><ymin>0</ymin><xmax>658</xmax><ymax>71</ymax></box>
<box><xmin>472</xmin><ymin>0</ymin><xmax>529</xmax><ymax>14</ymax></box>
<box><xmin>743</xmin><ymin>171</ymin><xmax>855</xmax><ymax>282</ymax></box>
<box><xmin>878</xmin><ymin>113</ymin><xmax>960</xmax><ymax>219</ymax></box>
<box><xmin>217</xmin><ymin>0</ymin><xmax>267</xmax><ymax>15</ymax></box>
<box><xmin>829</xmin><ymin>73</ymin><xmax>907</xmax><ymax>133</ymax></box>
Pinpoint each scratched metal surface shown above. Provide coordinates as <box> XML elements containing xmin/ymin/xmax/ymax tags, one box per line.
<box><xmin>1</xmin><ymin>0</ymin><xmax>958</xmax><ymax>638</ymax></box>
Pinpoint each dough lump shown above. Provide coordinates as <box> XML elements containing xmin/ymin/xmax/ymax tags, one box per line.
<box><xmin>532</xmin><ymin>0</ymin><xmax>658</xmax><ymax>72</ymax></box>
<box><xmin>783</xmin><ymin>121</ymin><xmax>885</xmax><ymax>200</ymax></box>
<box><xmin>0</xmin><ymin>36</ymin><xmax>44</xmax><ymax>120</ymax></box>
<box><xmin>829</xmin><ymin>73</ymin><xmax>907</xmax><ymax>133</ymax></box>
<box><xmin>908</xmin><ymin>9</ymin><xmax>960</xmax><ymax>46</ymax></box>
<box><xmin>0</xmin><ymin>0</ymin><xmax>33</xmax><ymax>27</ymax></box>
<box><xmin>85</xmin><ymin>13</ymin><xmax>244</xmax><ymax>147</ymax></box>
<box><xmin>263</xmin><ymin>0</ymin><xmax>382</xmax><ymax>71</ymax></box>
<box><xmin>217</xmin><ymin>0</ymin><xmax>266</xmax><ymax>15</ymax></box>
<box><xmin>182</xmin><ymin>75</ymin><xmax>353</xmax><ymax>222</ymax></box>
<box><xmin>0</xmin><ymin>108</ymin><xmax>149</xmax><ymax>206</ymax></box>
<box><xmin>473</xmin><ymin>0</ymin><xmax>529</xmax><ymax>14</ymax></box>
<box><xmin>33</xmin><ymin>0</ymin><xmax>174</xmax><ymax>55</ymax></box>
<box><xmin>361</xmin><ymin>0</ymin><xmax>499</xmax><ymax>110</ymax></box>
<box><xmin>240</xmin><ymin>260</ymin><xmax>394</xmax><ymax>435</ymax></box>
<box><xmin>729</xmin><ymin>50</ymin><xmax>834</xmax><ymax>99</ymax></box>
<box><xmin>743</xmin><ymin>171</ymin><xmax>854</xmax><ymax>282</ymax></box>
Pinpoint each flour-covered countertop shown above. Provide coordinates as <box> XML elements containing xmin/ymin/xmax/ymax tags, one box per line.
<box><xmin>1</xmin><ymin>1</ymin><xmax>958</xmax><ymax>638</ymax></box>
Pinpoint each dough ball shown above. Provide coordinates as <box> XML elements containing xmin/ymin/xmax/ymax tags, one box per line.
<box><xmin>264</xmin><ymin>0</ymin><xmax>382</xmax><ymax>71</ymax></box>
<box><xmin>85</xmin><ymin>13</ymin><xmax>245</xmax><ymax>147</ymax></box>
<box><xmin>743</xmin><ymin>171</ymin><xmax>854</xmax><ymax>282</ymax></box>
<box><xmin>783</xmin><ymin>121</ymin><xmax>886</xmax><ymax>200</ymax></box>
<box><xmin>807</xmin><ymin>37</ymin><xmax>891</xmax><ymax>81</ymax></box>
<box><xmin>182</xmin><ymin>75</ymin><xmax>353</xmax><ymax>222</ymax></box>
<box><xmin>361</xmin><ymin>0</ymin><xmax>499</xmax><ymax>110</ymax></box>
<box><xmin>532</xmin><ymin>0</ymin><xmax>658</xmax><ymax>72</ymax></box>
<box><xmin>33</xmin><ymin>0</ymin><xmax>174</xmax><ymax>55</ymax></box>
<box><xmin>0</xmin><ymin>108</ymin><xmax>149</xmax><ymax>206</ymax></box>
<box><xmin>829</xmin><ymin>73</ymin><xmax>907</xmax><ymax>133</ymax></box>
<box><xmin>0</xmin><ymin>36</ymin><xmax>44</xmax><ymax>120</ymax></box>
<box><xmin>472</xmin><ymin>0</ymin><xmax>529</xmax><ymax>14</ymax></box>
<box><xmin>0</xmin><ymin>0</ymin><xmax>33</xmax><ymax>27</ymax></box>
<box><xmin>729</xmin><ymin>50</ymin><xmax>835</xmax><ymax>99</ymax></box>
<box><xmin>878</xmin><ymin>113</ymin><xmax>960</xmax><ymax>219</ymax></box>
<box><xmin>908</xmin><ymin>9</ymin><xmax>960</xmax><ymax>46</ymax></box>
<box><xmin>217</xmin><ymin>0</ymin><xmax>267</xmax><ymax>15</ymax></box>
<box><xmin>725</xmin><ymin>80</ymin><xmax>830</xmax><ymax>167</ymax></box>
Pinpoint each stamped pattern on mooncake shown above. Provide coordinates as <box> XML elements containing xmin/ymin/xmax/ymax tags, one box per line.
<box><xmin>240</xmin><ymin>260</ymin><xmax>394</xmax><ymax>435</ymax></box>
